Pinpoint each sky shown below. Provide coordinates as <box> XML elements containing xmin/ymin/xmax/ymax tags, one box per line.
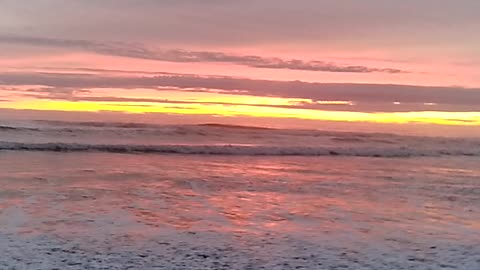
<box><xmin>1</xmin><ymin>0</ymin><xmax>480</xmax><ymax>135</ymax></box>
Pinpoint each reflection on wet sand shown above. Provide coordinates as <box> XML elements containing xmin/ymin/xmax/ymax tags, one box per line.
<box><xmin>1</xmin><ymin>153</ymin><xmax>478</xmax><ymax>240</ymax></box>
<box><xmin>1</xmin><ymin>152</ymin><xmax>479</xmax><ymax>269</ymax></box>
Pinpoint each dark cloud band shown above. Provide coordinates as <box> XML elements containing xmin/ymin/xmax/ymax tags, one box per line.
<box><xmin>0</xmin><ymin>35</ymin><xmax>406</xmax><ymax>74</ymax></box>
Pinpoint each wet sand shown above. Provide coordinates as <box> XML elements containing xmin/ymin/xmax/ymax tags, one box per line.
<box><xmin>1</xmin><ymin>152</ymin><xmax>479</xmax><ymax>269</ymax></box>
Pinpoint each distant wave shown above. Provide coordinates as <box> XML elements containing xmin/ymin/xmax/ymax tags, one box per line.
<box><xmin>33</xmin><ymin>121</ymin><xmax>273</xmax><ymax>130</ymax></box>
<box><xmin>1</xmin><ymin>142</ymin><xmax>479</xmax><ymax>157</ymax></box>
<box><xmin>34</xmin><ymin>120</ymin><xmax>160</xmax><ymax>129</ymax></box>
<box><xmin>0</xmin><ymin>125</ymin><xmax>18</xmax><ymax>130</ymax></box>
<box><xmin>0</xmin><ymin>125</ymin><xmax>39</xmax><ymax>131</ymax></box>
<box><xmin>197</xmin><ymin>123</ymin><xmax>275</xmax><ymax>130</ymax></box>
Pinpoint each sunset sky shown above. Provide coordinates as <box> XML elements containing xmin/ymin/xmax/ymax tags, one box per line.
<box><xmin>1</xmin><ymin>0</ymin><xmax>480</xmax><ymax>134</ymax></box>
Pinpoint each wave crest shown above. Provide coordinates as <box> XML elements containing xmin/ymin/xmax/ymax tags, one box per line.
<box><xmin>1</xmin><ymin>142</ymin><xmax>479</xmax><ymax>157</ymax></box>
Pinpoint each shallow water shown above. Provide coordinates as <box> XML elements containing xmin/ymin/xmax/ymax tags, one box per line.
<box><xmin>1</xmin><ymin>152</ymin><xmax>479</xmax><ymax>269</ymax></box>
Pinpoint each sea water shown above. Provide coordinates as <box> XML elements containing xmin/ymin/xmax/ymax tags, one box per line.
<box><xmin>0</xmin><ymin>121</ymin><xmax>479</xmax><ymax>269</ymax></box>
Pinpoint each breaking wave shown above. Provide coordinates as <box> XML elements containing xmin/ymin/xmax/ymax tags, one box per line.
<box><xmin>1</xmin><ymin>142</ymin><xmax>479</xmax><ymax>157</ymax></box>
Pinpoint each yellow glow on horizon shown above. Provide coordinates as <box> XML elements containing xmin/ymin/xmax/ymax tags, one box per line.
<box><xmin>88</xmin><ymin>88</ymin><xmax>351</xmax><ymax>107</ymax></box>
<box><xmin>2</xmin><ymin>99</ymin><xmax>480</xmax><ymax>126</ymax></box>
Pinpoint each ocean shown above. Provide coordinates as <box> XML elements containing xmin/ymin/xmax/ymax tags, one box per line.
<box><xmin>0</xmin><ymin>120</ymin><xmax>479</xmax><ymax>269</ymax></box>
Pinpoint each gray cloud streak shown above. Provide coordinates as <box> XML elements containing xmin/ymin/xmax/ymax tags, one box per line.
<box><xmin>0</xmin><ymin>35</ymin><xmax>406</xmax><ymax>74</ymax></box>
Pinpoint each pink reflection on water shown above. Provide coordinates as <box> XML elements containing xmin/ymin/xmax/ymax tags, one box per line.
<box><xmin>0</xmin><ymin>152</ymin><xmax>479</xmax><ymax>247</ymax></box>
